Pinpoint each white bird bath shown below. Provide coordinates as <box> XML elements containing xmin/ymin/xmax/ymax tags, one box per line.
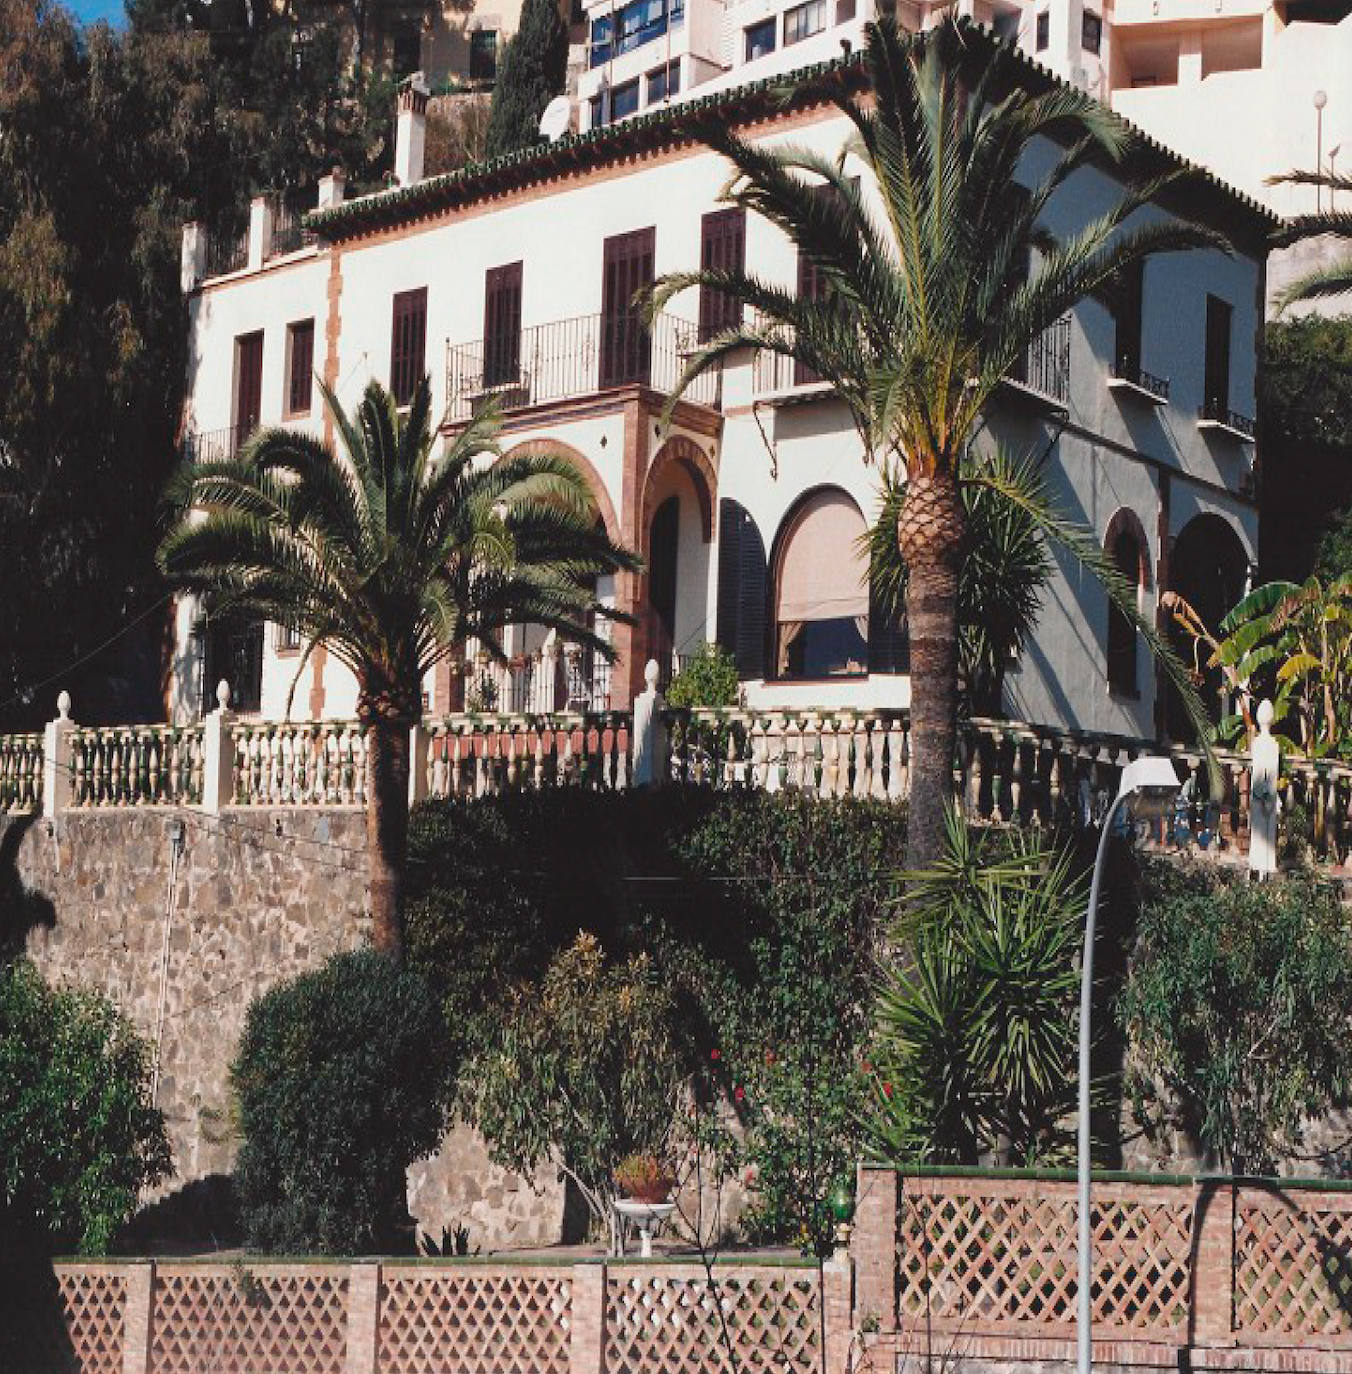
<box><xmin>613</xmin><ymin>1199</ymin><xmax>677</xmax><ymax>1258</ymax></box>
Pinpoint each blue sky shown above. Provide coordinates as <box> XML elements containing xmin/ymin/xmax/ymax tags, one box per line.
<box><xmin>66</xmin><ymin>0</ymin><xmax>128</xmax><ymax>26</ymax></box>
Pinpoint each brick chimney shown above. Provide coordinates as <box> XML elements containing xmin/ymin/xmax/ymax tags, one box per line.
<box><xmin>394</xmin><ymin>73</ymin><xmax>430</xmax><ymax>188</ymax></box>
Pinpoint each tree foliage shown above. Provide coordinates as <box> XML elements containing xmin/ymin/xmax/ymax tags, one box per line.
<box><xmin>0</xmin><ymin>959</ymin><xmax>170</xmax><ymax>1255</ymax></box>
<box><xmin>482</xmin><ymin>0</ymin><xmax>568</xmax><ymax>160</ymax></box>
<box><xmin>1119</xmin><ymin>862</ymin><xmax>1352</xmax><ymax>1174</ymax></box>
<box><xmin>870</xmin><ymin>809</ymin><xmax>1084</xmax><ymax>1166</ymax></box>
<box><xmin>665</xmin><ymin>642</ymin><xmax>741</xmax><ymax>709</ymax></box>
<box><xmin>230</xmin><ymin>950</ymin><xmax>453</xmax><ymax>1254</ymax></box>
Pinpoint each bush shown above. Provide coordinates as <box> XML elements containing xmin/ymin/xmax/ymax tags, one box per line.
<box><xmin>230</xmin><ymin>950</ymin><xmax>453</xmax><ymax>1254</ymax></box>
<box><xmin>0</xmin><ymin>960</ymin><xmax>170</xmax><ymax>1254</ymax></box>
<box><xmin>1119</xmin><ymin>862</ymin><xmax>1352</xmax><ymax>1174</ymax></box>
<box><xmin>482</xmin><ymin>0</ymin><xmax>568</xmax><ymax>158</ymax></box>
<box><xmin>666</xmin><ymin>643</ymin><xmax>740</xmax><ymax>709</ymax></box>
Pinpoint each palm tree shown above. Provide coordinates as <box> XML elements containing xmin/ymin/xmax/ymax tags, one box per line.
<box><xmin>159</xmin><ymin>376</ymin><xmax>639</xmax><ymax>961</ymax></box>
<box><xmin>650</xmin><ymin>16</ymin><xmax>1222</xmax><ymax>870</ymax></box>
<box><xmin>1266</xmin><ymin>169</ymin><xmax>1352</xmax><ymax>310</ymax></box>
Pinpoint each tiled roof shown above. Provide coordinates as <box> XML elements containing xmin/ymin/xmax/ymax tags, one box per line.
<box><xmin>305</xmin><ymin>20</ymin><xmax>1277</xmax><ymax>244</ymax></box>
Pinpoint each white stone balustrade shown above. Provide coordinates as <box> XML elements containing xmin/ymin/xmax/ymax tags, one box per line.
<box><xmin>0</xmin><ymin>731</ymin><xmax>44</xmax><ymax>813</ymax></box>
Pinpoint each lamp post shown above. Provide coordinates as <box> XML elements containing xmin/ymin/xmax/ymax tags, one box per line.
<box><xmin>1077</xmin><ymin>756</ymin><xmax>1181</xmax><ymax>1374</ymax></box>
<box><xmin>1315</xmin><ymin>90</ymin><xmax>1329</xmax><ymax>213</ymax></box>
<box><xmin>1331</xmin><ymin>145</ymin><xmax>1342</xmax><ymax>211</ymax></box>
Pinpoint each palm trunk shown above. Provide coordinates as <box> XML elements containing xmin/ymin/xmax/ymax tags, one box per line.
<box><xmin>365</xmin><ymin>717</ymin><xmax>410</xmax><ymax>963</ymax></box>
<box><xmin>899</xmin><ymin>470</ymin><xmax>967</xmax><ymax>875</ymax></box>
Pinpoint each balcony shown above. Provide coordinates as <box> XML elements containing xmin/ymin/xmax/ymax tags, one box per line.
<box><xmin>1198</xmin><ymin>398</ymin><xmax>1255</xmax><ymax>443</ymax></box>
<box><xmin>1002</xmin><ymin>315</ymin><xmax>1071</xmax><ymax>410</ymax></box>
<box><xmin>1108</xmin><ymin>362</ymin><xmax>1170</xmax><ymax>406</ymax></box>
<box><xmin>183</xmin><ymin>424</ymin><xmax>251</xmax><ymax>465</ymax></box>
<box><xmin>444</xmin><ymin>312</ymin><xmax>720</xmax><ymax>425</ymax></box>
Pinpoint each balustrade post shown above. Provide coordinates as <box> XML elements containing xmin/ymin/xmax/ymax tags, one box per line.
<box><xmin>822</xmin><ymin>1256</ymin><xmax>854</xmax><ymax>1374</ymax></box>
<box><xmin>200</xmin><ymin>681</ymin><xmax>236</xmax><ymax>815</ymax></box>
<box><xmin>122</xmin><ymin>1259</ymin><xmax>155</xmax><ymax>1374</ymax></box>
<box><xmin>570</xmin><ymin>1261</ymin><xmax>607</xmax><ymax>1374</ymax></box>
<box><xmin>345</xmin><ymin>1261</ymin><xmax>381</xmax><ymax>1374</ymax></box>
<box><xmin>42</xmin><ymin>691</ymin><xmax>75</xmax><ymax>819</ymax></box>
<box><xmin>852</xmin><ymin>1165</ymin><xmax>897</xmax><ymax>1333</ymax></box>
<box><xmin>1191</xmin><ymin>1180</ymin><xmax>1236</xmax><ymax>1349</ymax></box>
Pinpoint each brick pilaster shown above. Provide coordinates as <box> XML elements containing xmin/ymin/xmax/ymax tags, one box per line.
<box><xmin>122</xmin><ymin>1261</ymin><xmax>154</xmax><ymax>1374</ymax></box>
<box><xmin>345</xmin><ymin>1262</ymin><xmax>381</xmax><ymax>1374</ymax></box>
<box><xmin>852</xmin><ymin>1165</ymin><xmax>897</xmax><ymax>1333</ymax></box>
<box><xmin>1191</xmin><ymin>1179</ymin><xmax>1236</xmax><ymax>1348</ymax></box>
<box><xmin>822</xmin><ymin>1257</ymin><xmax>854</xmax><ymax>1374</ymax></box>
<box><xmin>570</xmin><ymin>1261</ymin><xmax>607</xmax><ymax>1374</ymax></box>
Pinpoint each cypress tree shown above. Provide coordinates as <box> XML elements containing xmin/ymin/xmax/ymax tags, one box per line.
<box><xmin>483</xmin><ymin>0</ymin><xmax>569</xmax><ymax>159</ymax></box>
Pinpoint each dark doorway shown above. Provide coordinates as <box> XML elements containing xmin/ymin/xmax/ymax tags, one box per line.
<box><xmin>648</xmin><ymin>495</ymin><xmax>680</xmax><ymax>677</ymax></box>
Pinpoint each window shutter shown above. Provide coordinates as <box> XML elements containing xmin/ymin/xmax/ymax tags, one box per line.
<box><xmin>716</xmin><ymin>498</ymin><xmax>767</xmax><ymax>679</ymax></box>
<box><xmin>699</xmin><ymin>208</ymin><xmax>745</xmax><ymax>343</ymax></box>
<box><xmin>484</xmin><ymin>262</ymin><xmax>523</xmax><ymax>387</ymax></box>
<box><xmin>288</xmin><ymin>319</ymin><xmax>314</xmax><ymax>415</ymax></box>
<box><xmin>868</xmin><ymin>580</ymin><xmax>909</xmax><ymax>675</ymax></box>
<box><xmin>391</xmin><ymin>287</ymin><xmax>428</xmax><ymax>406</ymax></box>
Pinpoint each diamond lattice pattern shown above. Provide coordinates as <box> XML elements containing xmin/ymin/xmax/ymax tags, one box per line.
<box><xmin>149</xmin><ymin>1268</ymin><xmax>348</xmax><ymax>1374</ymax></box>
<box><xmin>605</xmin><ymin>1270</ymin><xmax>821</xmax><ymax>1374</ymax></box>
<box><xmin>896</xmin><ymin>1185</ymin><xmax>1192</xmax><ymax>1334</ymax></box>
<box><xmin>378</xmin><ymin>1269</ymin><xmax>572</xmax><ymax>1374</ymax></box>
<box><xmin>1235</xmin><ymin>1195</ymin><xmax>1352</xmax><ymax>1337</ymax></box>
<box><xmin>6</xmin><ymin>1267</ymin><xmax>127</xmax><ymax>1374</ymax></box>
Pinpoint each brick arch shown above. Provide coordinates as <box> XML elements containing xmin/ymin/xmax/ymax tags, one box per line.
<box><xmin>499</xmin><ymin>438</ymin><xmax>621</xmax><ymax>544</ymax></box>
<box><xmin>642</xmin><ymin>434</ymin><xmax>716</xmax><ymax>545</ymax></box>
<box><xmin>1104</xmin><ymin>506</ymin><xmax>1152</xmax><ymax>590</ymax></box>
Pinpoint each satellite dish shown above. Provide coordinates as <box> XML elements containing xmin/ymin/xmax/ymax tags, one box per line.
<box><xmin>539</xmin><ymin>96</ymin><xmax>573</xmax><ymax>143</ymax></box>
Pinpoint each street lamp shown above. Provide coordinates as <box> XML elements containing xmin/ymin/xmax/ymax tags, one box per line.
<box><xmin>1314</xmin><ymin>90</ymin><xmax>1329</xmax><ymax>213</ymax></box>
<box><xmin>1077</xmin><ymin>756</ymin><xmax>1181</xmax><ymax>1374</ymax></box>
<box><xmin>1330</xmin><ymin>145</ymin><xmax>1342</xmax><ymax>211</ymax></box>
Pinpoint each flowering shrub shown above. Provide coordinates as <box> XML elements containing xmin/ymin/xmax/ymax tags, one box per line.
<box><xmin>614</xmin><ymin>1152</ymin><xmax>676</xmax><ymax>1203</ymax></box>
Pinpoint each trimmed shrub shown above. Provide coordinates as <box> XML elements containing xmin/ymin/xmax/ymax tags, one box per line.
<box><xmin>0</xmin><ymin>959</ymin><xmax>170</xmax><ymax>1255</ymax></box>
<box><xmin>230</xmin><ymin>950</ymin><xmax>453</xmax><ymax>1253</ymax></box>
<box><xmin>666</xmin><ymin>643</ymin><xmax>740</xmax><ymax>708</ymax></box>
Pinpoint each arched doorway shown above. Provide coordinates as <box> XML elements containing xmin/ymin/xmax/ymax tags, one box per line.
<box><xmin>1165</xmin><ymin>513</ymin><xmax>1250</xmax><ymax>740</ymax></box>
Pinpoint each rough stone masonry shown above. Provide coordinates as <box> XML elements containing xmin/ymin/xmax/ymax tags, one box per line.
<box><xmin>1</xmin><ymin>808</ymin><xmax>565</xmax><ymax>1250</ymax></box>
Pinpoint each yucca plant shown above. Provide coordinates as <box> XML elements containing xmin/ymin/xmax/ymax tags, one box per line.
<box><xmin>158</xmin><ymin>376</ymin><xmax>639</xmax><ymax>960</ymax></box>
<box><xmin>650</xmin><ymin>16</ymin><xmax>1220</xmax><ymax>869</ymax></box>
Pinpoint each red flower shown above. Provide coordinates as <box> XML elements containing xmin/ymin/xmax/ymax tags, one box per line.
<box><xmin>881</xmin><ymin>1083</ymin><xmax>893</xmax><ymax>1099</ymax></box>
<box><xmin>710</xmin><ymin>1048</ymin><xmax>722</xmax><ymax>1062</ymax></box>
<box><xmin>734</xmin><ymin>1085</ymin><xmax>746</xmax><ymax>1103</ymax></box>
<box><xmin>860</xmin><ymin>1060</ymin><xmax>873</xmax><ymax>1074</ymax></box>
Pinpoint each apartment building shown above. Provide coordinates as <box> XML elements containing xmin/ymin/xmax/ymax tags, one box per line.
<box><xmin>172</xmin><ymin>33</ymin><xmax>1271</xmax><ymax>743</ymax></box>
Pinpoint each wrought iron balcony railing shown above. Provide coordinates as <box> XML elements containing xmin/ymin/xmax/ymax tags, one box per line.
<box><xmin>1198</xmin><ymin>398</ymin><xmax>1255</xmax><ymax>439</ymax></box>
<box><xmin>204</xmin><ymin>224</ymin><xmax>249</xmax><ymax>279</ymax></box>
<box><xmin>1110</xmin><ymin>360</ymin><xmax>1170</xmax><ymax>402</ymax></box>
<box><xmin>1006</xmin><ymin>314</ymin><xmax>1072</xmax><ymax>406</ymax></box>
<box><xmin>444</xmin><ymin>312</ymin><xmax>719</xmax><ymax>424</ymax></box>
<box><xmin>182</xmin><ymin>424</ymin><xmax>252</xmax><ymax>465</ymax></box>
<box><xmin>268</xmin><ymin>201</ymin><xmax>317</xmax><ymax>259</ymax></box>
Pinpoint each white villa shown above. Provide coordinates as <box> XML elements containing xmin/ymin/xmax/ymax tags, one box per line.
<box><xmin>169</xmin><ymin>21</ymin><xmax>1272</xmax><ymax>743</ymax></box>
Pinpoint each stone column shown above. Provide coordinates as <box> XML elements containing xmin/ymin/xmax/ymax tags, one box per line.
<box><xmin>317</xmin><ymin>170</ymin><xmax>346</xmax><ymax>210</ymax></box>
<box><xmin>570</xmin><ymin>1262</ymin><xmax>607</xmax><ymax>1374</ymax></box>
<box><xmin>345</xmin><ymin>1262</ymin><xmax>381</xmax><ymax>1374</ymax></box>
<box><xmin>42</xmin><ymin>691</ymin><xmax>75</xmax><ymax>818</ymax></box>
<box><xmin>1191</xmin><ymin>1180</ymin><xmax>1237</xmax><ymax>1348</ymax></box>
<box><xmin>122</xmin><ymin>1261</ymin><xmax>155</xmax><ymax>1374</ymax></box>
<box><xmin>200</xmin><ymin>681</ymin><xmax>236</xmax><ymax>815</ymax></box>
<box><xmin>180</xmin><ymin>222</ymin><xmax>206</xmax><ymax>294</ymax></box>
<box><xmin>852</xmin><ymin>1164</ymin><xmax>897</xmax><ymax>1333</ymax></box>
<box><xmin>409</xmin><ymin>723</ymin><xmax>431</xmax><ymax>805</ymax></box>
<box><xmin>822</xmin><ymin>1257</ymin><xmax>854</xmax><ymax>1374</ymax></box>
<box><xmin>247</xmin><ymin>194</ymin><xmax>272</xmax><ymax>272</ymax></box>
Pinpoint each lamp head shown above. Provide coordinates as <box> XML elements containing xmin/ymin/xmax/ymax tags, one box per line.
<box><xmin>1117</xmin><ymin>755</ymin><xmax>1181</xmax><ymax>819</ymax></box>
<box><xmin>1315</xmin><ymin>89</ymin><xmax>1329</xmax><ymax>111</ymax></box>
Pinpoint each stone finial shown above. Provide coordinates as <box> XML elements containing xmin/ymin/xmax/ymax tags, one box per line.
<box><xmin>644</xmin><ymin>659</ymin><xmax>660</xmax><ymax>693</ymax></box>
<box><xmin>1257</xmin><ymin>697</ymin><xmax>1274</xmax><ymax>729</ymax></box>
<box><xmin>56</xmin><ymin>690</ymin><xmax>71</xmax><ymax>721</ymax></box>
<box><xmin>216</xmin><ymin>679</ymin><xmax>231</xmax><ymax>711</ymax></box>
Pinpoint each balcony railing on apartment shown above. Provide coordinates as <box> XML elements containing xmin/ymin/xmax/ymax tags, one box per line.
<box><xmin>1199</xmin><ymin>397</ymin><xmax>1256</xmax><ymax>439</ymax></box>
<box><xmin>204</xmin><ymin>224</ymin><xmax>249</xmax><ymax>279</ymax></box>
<box><xmin>1006</xmin><ymin>314</ymin><xmax>1071</xmax><ymax>406</ymax></box>
<box><xmin>444</xmin><ymin>312</ymin><xmax>719</xmax><ymax>423</ymax></box>
<box><xmin>182</xmin><ymin>424</ymin><xmax>251</xmax><ymax>465</ymax></box>
<box><xmin>267</xmin><ymin>201</ymin><xmax>317</xmax><ymax>259</ymax></box>
<box><xmin>1110</xmin><ymin>359</ymin><xmax>1170</xmax><ymax>402</ymax></box>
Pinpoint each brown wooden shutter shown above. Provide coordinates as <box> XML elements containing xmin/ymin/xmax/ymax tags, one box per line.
<box><xmin>234</xmin><ymin>331</ymin><xmax>264</xmax><ymax>445</ymax></box>
<box><xmin>1113</xmin><ymin>260</ymin><xmax>1144</xmax><ymax>379</ymax></box>
<box><xmin>288</xmin><ymin>319</ymin><xmax>315</xmax><ymax>415</ymax></box>
<box><xmin>1204</xmin><ymin>295</ymin><xmax>1232</xmax><ymax>415</ymax></box>
<box><xmin>391</xmin><ymin>286</ymin><xmax>428</xmax><ymax>406</ymax></box>
<box><xmin>716</xmin><ymin>497</ymin><xmax>768</xmax><ymax>679</ymax></box>
<box><xmin>601</xmin><ymin>228</ymin><xmax>655</xmax><ymax>388</ymax></box>
<box><xmin>483</xmin><ymin>263</ymin><xmax>523</xmax><ymax>388</ymax></box>
<box><xmin>699</xmin><ymin>208</ymin><xmax>746</xmax><ymax>343</ymax></box>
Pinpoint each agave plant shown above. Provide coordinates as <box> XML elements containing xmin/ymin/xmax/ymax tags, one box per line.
<box><xmin>649</xmin><ymin>16</ymin><xmax>1219</xmax><ymax>869</ymax></box>
<box><xmin>158</xmin><ymin>376</ymin><xmax>639</xmax><ymax>959</ymax></box>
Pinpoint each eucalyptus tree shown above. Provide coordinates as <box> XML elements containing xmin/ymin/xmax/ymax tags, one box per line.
<box><xmin>651</xmin><ymin>16</ymin><xmax>1221</xmax><ymax>869</ymax></box>
<box><xmin>159</xmin><ymin>376</ymin><xmax>639</xmax><ymax>960</ymax></box>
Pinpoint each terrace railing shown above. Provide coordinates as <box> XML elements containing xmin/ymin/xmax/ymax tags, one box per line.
<box><xmin>182</xmin><ymin>423</ymin><xmax>250</xmax><ymax>465</ymax></box>
<box><xmin>1008</xmin><ymin>313</ymin><xmax>1072</xmax><ymax>405</ymax></box>
<box><xmin>204</xmin><ymin>223</ymin><xmax>249</xmax><ymax>279</ymax></box>
<box><xmin>267</xmin><ymin>200</ymin><xmax>317</xmax><ymax>259</ymax></box>
<box><xmin>444</xmin><ymin>312</ymin><xmax>719</xmax><ymax>423</ymax></box>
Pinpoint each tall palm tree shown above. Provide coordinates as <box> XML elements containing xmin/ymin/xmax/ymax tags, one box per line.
<box><xmin>159</xmin><ymin>376</ymin><xmax>639</xmax><ymax>960</ymax></box>
<box><xmin>1266</xmin><ymin>169</ymin><xmax>1352</xmax><ymax>310</ymax></box>
<box><xmin>650</xmin><ymin>16</ymin><xmax>1223</xmax><ymax>870</ymax></box>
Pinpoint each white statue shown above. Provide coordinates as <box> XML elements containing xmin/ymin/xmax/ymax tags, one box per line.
<box><xmin>632</xmin><ymin>659</ymin><xmax>666</xmax><ymax>787</ymax></box>
<box><xmin>1249</xmin><ymin>697</ymin><xmax>1280</xmax><ymax>879</ymax></box>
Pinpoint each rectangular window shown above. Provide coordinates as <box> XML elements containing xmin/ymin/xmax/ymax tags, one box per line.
<box><xmin>470</xmin><ymin>30</ymin><xmax>498</xmax><ymax>81</ymax></box>
<box><xmin>286</xmin><ymin>319</ymin><xmax>314</xmax><ymax>417</ymax></box>
<box><xmin>275</xmin><ymin>621</ymin><xmax>303</xmax><ymax>653</ymax></box>
<box><xmin>589</xmin><ymin>14</ymin><xmax>612</xmax><ymax>67</ymax></box>
<box><xmin>1112</xmin><ymin>261</ymin><xmax>1144</xmax><ymax>383</ymax></box>
<box><xmin>590</xmin><ymin>0</ymin><xmax>678</xmax><ymax>66</ymax></box>
<box><xmin>234</xmin><ymin>331</ymin><xmax>264</xmax><ymax>446</ymax></box>
<box><xmin>1204</xmin><ymin>295</ymin><xmax>1233</xmax><ymax>417</ymax></box>
<box><xmin>390</xmin><ymin>287</ymin><xmax>428</xmax><ymax>407</ymax></box>
<box><xmin>646</xmin><ymin>60</ymin><xmax>680</xmax><ymax>104</ymax></box>
<box><xmin>1082</xmin><ymin>10</ymin><xmax>1102</xmax><ymax>55</ymax></box>
<box><xmin>699</xmin><ymin>207</ymin><xmax>746</xmax><ymax>343</ymax></box>
<box><xmin>611</xmin><ymin>77</ymin><xmax>640</xmax><ymax>120</ymax></box>
<box><xmin>745</xmin><ymin>17</ymin><xmax>777</xmax><ymax>62</ymax></box>
<box><xmin>483</xmin><ymin>262</ymin><xmax>523</xmax><ymax>389</ymax></box>
<box><xmin>392</xmin><ymin>19</ymin><xmax>421</xmax><ymax>77</ymax></box>
<box><xmin>601</xmin><ymin>227</ymin><xmax>655</xmax><ymax>388</ymax></box>
<box><xmin>784</xmin><ymin>0</ymin><xmax>826</xmax><ymax>46</ymax></box>
<box><xmin>1035</xmin><ymin>10</ymin><xmax>1049</xmax><ymax>51</ymax></box>
<box><xmin>835</xmin><ymin>0</ymin><xmax>856</xmax><ymax>23</ymax></box>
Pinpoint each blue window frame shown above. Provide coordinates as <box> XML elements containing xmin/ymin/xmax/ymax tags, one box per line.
<box><xmin>589</xmin><ymin>0</ymin><xmax>684</xmax><ymax>68</ymax></box>
<box><xmin>745</xmin><ymin>16</ymin><xmax>777</xmax><ymax>62</ymax></box>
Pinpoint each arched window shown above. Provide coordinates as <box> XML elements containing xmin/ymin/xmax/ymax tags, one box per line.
<box><xmin>771</xmin><ymin>489</ymin><xmax>870</xmax><ymax>680</ymax></box>
<box><xmin>1105</xmin><ymin>511</ymin><xmax>1149</xmax><ymax>698</ymax></box>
